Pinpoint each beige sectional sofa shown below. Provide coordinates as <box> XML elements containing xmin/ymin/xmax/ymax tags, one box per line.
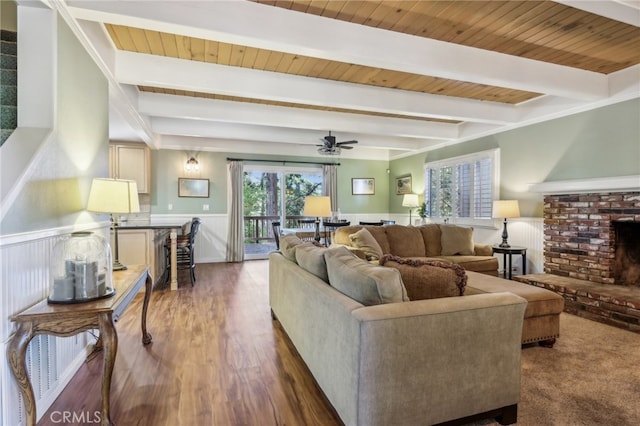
<box><xmin>269</xmin><ymin>241</ymin><xmax>529</xmax><ymax>426</ymax></box>
<box><xmin>333</xmin><ymin>224</ymin><xmax>564</xmax><ymax>345</ymax></box>
<box><xmin>333</xmin><ymin>224</ymin><xmax>499</xmax><ymax>275</ymax></box>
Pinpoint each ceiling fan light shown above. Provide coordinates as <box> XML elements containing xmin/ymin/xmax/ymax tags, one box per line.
<box><xmin>318</xmin><ymin>147</ymin><xmax>341</xmax><ymax>156</ymax></box>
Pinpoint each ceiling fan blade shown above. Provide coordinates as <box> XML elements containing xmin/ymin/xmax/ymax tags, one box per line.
<box><xmin>337</xmin><ymin>140</ymin><xmax>358</xmax><ymax>145</ymax></box>
<box><xmin>340</xmin><ymin>145</ymin><xmax>354</xmax><ymax>149</ymax></box>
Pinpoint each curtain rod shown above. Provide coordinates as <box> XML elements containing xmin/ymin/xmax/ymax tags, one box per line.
<box><xmin>226</xmin><ymin>157</ymin><xmax>340</xmax><ymax>166</ymax></box>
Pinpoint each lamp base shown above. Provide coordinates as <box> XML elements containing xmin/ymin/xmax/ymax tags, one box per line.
<box><xmin>499</xmin><ymin>218</ymin><xmax>510</xmax><ymax>248</ymax></box>
<box><xmin>112</xmin><ymin>260</ymin><xmax>128</xmax><ymax>271</ymax></box>
<box><xmin>314</xmin><ymin>219</ymin><xmax>321</xmax><ymax>243</ymax></box>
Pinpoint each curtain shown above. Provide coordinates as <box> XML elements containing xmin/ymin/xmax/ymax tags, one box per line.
<box><xmin>322</xmin><ymin>164</ymin><xmax>338</xmax><ymax>214</ymax></box>
<box><xmin>226</xmin><ymin>160</ymin><xmax>244</xmax><ymax>262</ymax></box>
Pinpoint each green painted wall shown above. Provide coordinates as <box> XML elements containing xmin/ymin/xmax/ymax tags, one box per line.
<box><xmin>1</xmin><ymin>14</ymin><xmax>108</xmax><ymax>234</ymax></box>
<box><xmin>150</xmin><ymin>151</ymin><xmax>391</xmax><ymax>215</ymax></box>
<box><xmin>390</xmin><ymin>98</ymin><xmax>640</xmax><ymax>218</ymax></box>
<box><xmin>149</xmin><ymin>99</ymin><xmax>639</xmax><ymax>219</ymax></box>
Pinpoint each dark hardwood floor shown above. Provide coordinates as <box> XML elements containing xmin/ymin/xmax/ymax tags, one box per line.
<box><xmin>39</xmin><ymin>261</ymin><xmax>342</xmax><ymax>426</ymax></box>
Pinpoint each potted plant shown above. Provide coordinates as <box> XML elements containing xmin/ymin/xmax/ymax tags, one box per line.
<box><xmin>418</xmin><ymin>202</ymin><xmax>427</xmax><ymax>224</ymax></box>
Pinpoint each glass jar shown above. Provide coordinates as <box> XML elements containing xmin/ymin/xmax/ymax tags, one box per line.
<box><xmin>49</xmin><ymin>231</ymin><xmax>114</xmax><ymax>303</ymax></box>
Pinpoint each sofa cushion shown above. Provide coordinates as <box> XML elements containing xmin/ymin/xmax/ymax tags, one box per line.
<box><xmin>324</xmin><ymin>246</ymin><xmax>409</xmax><ymax>305</ymax></box>
<box><xmin>349</xmin><ymin>227</ymin><xmax>384</xmax><ymax>261</ymax></box>
<box><xmin>465</xmin><ymin>271</ymin><xmax>564</xmax><ymax>319</ymax></box>
<box><xmin>380</xmin><ymin>254</ymin><xmax>467</xmax><ymax>300</ymax></box>
<box><xmin>295</xmin><ymin>243</ymin><xmax>329</xmax><ymax>282</ymax></box>
<box><xmin>384</xmin><ymin>225</ymin><xmax>426</xmax><ymax>257</ymax></box>
<box><xmin>279</xmin><ymin>234</ymin><xmax>305</xmax><ymax>262</ymax></box>
<box><xmin>437</xmin><ymin>255</ymin><xmax>499</xmax><ymax>273</ymax></box>
<box><xmin>440</xmin><ymin>225</ymin><xmax>475</xmax><ymax>255</ymax></box>
<box><xmin>419</xmin><ymin>224</ymin><xmax>442</xmax><ymax>256</ymax></box>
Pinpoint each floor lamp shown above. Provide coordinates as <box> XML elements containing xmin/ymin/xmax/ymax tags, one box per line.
<box><xmin>402</xmin><ymin>194</ymin><xmax>419</xmax><ymax>225</ymax></box>
<box><xmin>303</xmin><ymin>196</ymin><xmax>332</xmax><ymax>243</ymax></box>
<box><xmin>87</xmin><ymin>178</ymin><xmax>140</xmax><ymax>271</ymax></box>
<box><xmin>492</xmin><ymin>200</ymin><xmax>520</xmax><ymax>248</ymax></box>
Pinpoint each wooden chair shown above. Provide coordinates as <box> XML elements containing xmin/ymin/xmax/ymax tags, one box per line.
<box><xmin>272</xmin><ymin>221</ymin><xmax>281</xmax><ymax>250</ymax></box>
<box><xmin>164</xmin><ymin>217</ymin><xmax>201</xmax><ymax>287</ymax></box>
<box><xmin>322</xmin><ymin>220</ymin><xmax>351</xmax><ymax>245</ymax></box>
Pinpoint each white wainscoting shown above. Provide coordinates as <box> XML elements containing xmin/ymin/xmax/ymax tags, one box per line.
<box><xmin>472</xmin><ymin>217</ymin><xmax>544</xmax><ymax>275</ymax></box>
<box><xmin>150</xmin><ymin>213</ymin><xmax>545</xmax><ymax>274</ymax></box>
<box><xmin>0</xmin><ymin>223</ymin><xmax>107</xmax><ymax>425</ymax></box>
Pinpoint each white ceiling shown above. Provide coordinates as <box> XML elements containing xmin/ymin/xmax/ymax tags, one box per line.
<box><xmin>58</xmin><ymin>0</ymin><xmax>640</xmax><ymax>161</ymax></box>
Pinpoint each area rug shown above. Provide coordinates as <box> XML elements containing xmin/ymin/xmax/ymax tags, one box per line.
<box><xmin>475</xmin><ymin>313</ymin><xmax>640</xmax><ymax>425</ymax></box>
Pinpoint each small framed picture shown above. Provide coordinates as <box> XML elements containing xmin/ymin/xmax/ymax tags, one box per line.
<box><xmin>396</xmin><ymin>175</ymin><xmax>412</xmax><ymax>195</ymax></box>
<box><xmin>178</xmin><ymin>178</ymin><xmax>210</xmax><ymax>198</ymax></box>
<box><xmin>352</xmin><ymin>178</ymin><xmax>375</xmax><ymax>195</ymax></box>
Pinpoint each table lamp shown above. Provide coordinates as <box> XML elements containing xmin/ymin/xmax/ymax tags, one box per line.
<box><xmin>402</xmin><ymin>194</ymin><xmax>420</xmax><ymax>224</ymax></box>
<box><xmin>87</xmin><ymin>178</ymin><xmax>140</xmax><ymax>270</ymax></box>
<box><xmin>492</xmin><ymin>200</ymin><xmax>520</xmax><ymax>248</ymax></box>
<box><xmin>303</xmin><ymin>196</ymin><xmax>332</xmax><ymax>243</ymax></box>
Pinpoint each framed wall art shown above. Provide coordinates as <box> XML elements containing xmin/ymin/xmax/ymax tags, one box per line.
<box><xmin>351</xmin><ymin>178</ymin><xmax>375</xmax><ymax>195</ymax></box>
<box><xmin>395</xmin><ymin>175</ymin><xmax>412</xmax><ymax>195</ymax></box>
<box><xmin>178</xmin><ymin>178</ymin><xmax>210</xmax><ymax>198</ymax></box>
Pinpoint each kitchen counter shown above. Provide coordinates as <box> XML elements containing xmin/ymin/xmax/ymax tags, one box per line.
<box><xmin>115</xmin><ymin>224</ymin><xmax>184</xmax><ymax>290</ymax></box>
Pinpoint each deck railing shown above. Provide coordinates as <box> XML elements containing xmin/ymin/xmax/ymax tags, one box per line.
<box><xmin>243</xmin><ymin>215</ymin><xmax>313</xmax><ymax>243</ymax></box>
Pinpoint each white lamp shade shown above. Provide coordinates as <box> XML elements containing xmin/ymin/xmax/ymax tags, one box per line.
<box><xmin>303</xmin><ymin>196</ymin><xmax>332</xmax><ymax>218</ymax></box>
<box><xmin>402</xmin><ymin>194</ymin><xmax>420</xmax><ymax>208</ymax></box>
<box><xmin>87</xmin><ymin>178</ymin><xmax>140</xmax><ymax>214</ymax></box>
<box><xmin>492</xmin><ymin>200</ymin><xmax>520</xmax><ymax>218</ymax></box>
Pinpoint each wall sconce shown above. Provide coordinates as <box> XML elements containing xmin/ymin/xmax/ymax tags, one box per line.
<box><xmin>185</xmin><ymin>157</ymin><xmax>200</xmax><ymax>173</ymax></box>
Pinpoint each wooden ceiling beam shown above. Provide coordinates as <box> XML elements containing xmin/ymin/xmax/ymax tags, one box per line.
<box><xmin>69</xmin><ymin>0</ymin><xmax>608</xmax><ymax>100</ymax></box>
<box><xmin>137</xmin><ymin>92</ymin><xmax>462</xmax><ymax>140</ymax></box>
<box><xmin>117</xmin><ymin>50</ymin><xmax>518</xmax><ymax>125</ymax></box>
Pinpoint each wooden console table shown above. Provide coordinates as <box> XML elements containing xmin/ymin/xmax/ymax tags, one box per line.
<box><xmin>7</xmin><ymin>265</ymin><xmax>153</xmax><ymax>426</ymax></box>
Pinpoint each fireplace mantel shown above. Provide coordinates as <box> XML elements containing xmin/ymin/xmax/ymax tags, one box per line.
<box><xmin>529</xmin><ymin>175</ymin><xmax>640</xmax><ymax>194</ymax></box>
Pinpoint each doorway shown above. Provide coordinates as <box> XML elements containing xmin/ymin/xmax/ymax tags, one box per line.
<box><xmin>243</xmin><ymin>165</ymin><xmax>323</xmax><ymax>259</ymax></box>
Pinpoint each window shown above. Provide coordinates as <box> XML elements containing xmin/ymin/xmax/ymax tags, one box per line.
<box><xmin>424</xmin><ymin>149</ymin><xmax>499</xmax><ymax>223</ymax></box>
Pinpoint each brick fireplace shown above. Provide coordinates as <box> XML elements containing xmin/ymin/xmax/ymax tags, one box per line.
<box><xmin>515</xmin><ymin>181</ymin><xmax>640</xmax><ymax>332</ymax></box>
<box><xmin>543</xmin><ymin>192</ymin><xmax>640</xmax><ymax>286</ymax></box>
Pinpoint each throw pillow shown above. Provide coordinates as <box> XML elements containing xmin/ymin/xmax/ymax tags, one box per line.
<box><xmin>324</xmin><ymin>246</ymin><xmax>409</xmax><ymax>306</ymax></box>
<box><xmin>349</xmin><ymin>227</ymin><xmax>384</xmax><ymax>261</ymax></box>
<box><xmin>295</xmin><ymin>243</ymin><xmax>329</xmax><ymax>283</ymax></box>
<box><xmin>440</xmin><ymin>225</ymin><xmax>475</xmax><ymax>256</ymax></box>
<box><xmin>380</xmin><ymin>254</ymin><xmax>467</xmax><ymax>300</ymax></box>
<box><xmin>279</xmin><ymin>234</ymin><xmax>304</xmax><ymax>262</ymax></box>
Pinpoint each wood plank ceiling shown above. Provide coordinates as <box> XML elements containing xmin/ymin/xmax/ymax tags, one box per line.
<box><xmin>66</xmin><ymin>0</ymin><xmax>640</xmax><ymax>157</ymax></box>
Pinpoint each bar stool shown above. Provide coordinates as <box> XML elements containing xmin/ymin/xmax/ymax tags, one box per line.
<box><xmin>164</xmin><ymin>217</ymin><xmax>201</xmax><ymax>287</ymax></box>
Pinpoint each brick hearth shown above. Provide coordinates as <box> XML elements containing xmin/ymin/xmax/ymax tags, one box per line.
<box><xmin>515</xmin><ymin>274</ymin><xmax>640</xmax><ymax>333</ymax></box>
<box><xmin>517</xmin><ymin>190</ymin><xmax>640</xmax><ymax>333</ymax></box>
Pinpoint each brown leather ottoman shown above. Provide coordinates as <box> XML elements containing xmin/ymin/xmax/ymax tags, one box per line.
<box><xmin>464</xmin><ymin>271</ymin><xmax>565</xmax><ymax>347</ymax></box>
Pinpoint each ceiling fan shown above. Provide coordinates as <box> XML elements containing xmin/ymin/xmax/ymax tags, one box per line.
<box><xmin>316</xmin><ymin>131</ymin><xmax>358</xmax><ymax>155</ymax></box>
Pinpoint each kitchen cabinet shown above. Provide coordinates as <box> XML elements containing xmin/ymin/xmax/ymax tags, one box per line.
<box><xmin>109</xmin><ymin>142</ymin><xmax>151</xmax><ymax>193</ymax></box>
<box><xmin>112</xmin><ymin>228</ymin><xmax>169</xmax><ymax>286</ymax></box>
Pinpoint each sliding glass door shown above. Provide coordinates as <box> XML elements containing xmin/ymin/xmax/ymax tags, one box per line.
<box><xmin>243</xmin><ymin>165</ymin><xmax>322</xmax><ymax>259</ymax></box>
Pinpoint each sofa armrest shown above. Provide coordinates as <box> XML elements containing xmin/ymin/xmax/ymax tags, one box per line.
<box><xmin>351</xmin><ymin>293</ymin><xmax>527</xmax><ymax>425</ymax></box>
<box><xmin>474</xmin><ymin>243</ymin><xmax>493</xmax><ymax>256</ymax></box>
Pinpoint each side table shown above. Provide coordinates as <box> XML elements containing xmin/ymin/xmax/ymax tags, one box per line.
<box><xmin>492</xmin><ymin>245</ymin><xmax>527</xmax><ymax>280</ymax></box>
<box><xmin>7</xmin><ymin>265</ymin><xmax>152</xmax><ymax>426</ymax></box>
